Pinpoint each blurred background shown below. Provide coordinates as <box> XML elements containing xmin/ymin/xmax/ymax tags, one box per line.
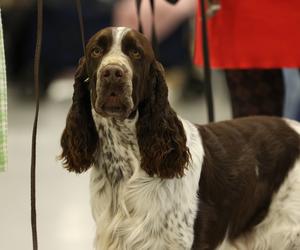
<box><xmin>0</xmin><ymin>0</ymin><xmax>299</xmax><ymax>249</ymax></box>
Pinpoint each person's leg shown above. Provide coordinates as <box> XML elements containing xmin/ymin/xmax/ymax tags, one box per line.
<box><xmin>225</xmin><ymin>69</ymin><xmax>284</xmax><ymax>118</ymax></box>
<box><xmin>283</xmin><ymin>69</ymin><xmax>300</xmax><ymax>120</ymax></box>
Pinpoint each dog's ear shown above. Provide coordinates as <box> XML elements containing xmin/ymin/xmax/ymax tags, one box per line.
<box><xmin>137</xmin><ymin>61</ymin><xmax>190</xmax><ymax>178</ymax></box>
<box><xmin>60</xmin><ymin>57</ymin><xmax>99</xmax><ymax>173</ymax></box>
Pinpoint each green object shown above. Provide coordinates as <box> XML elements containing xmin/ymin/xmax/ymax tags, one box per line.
<box><xmin>0</xmin><ymin>9</ymin><xmax>7</xmax><ymax>172</ymax></box>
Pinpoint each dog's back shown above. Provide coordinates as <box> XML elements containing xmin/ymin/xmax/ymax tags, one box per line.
<box><xmin>193</xmin><ymin>117</ymin><xmax>300</xmax><ymax>250</ymax></box>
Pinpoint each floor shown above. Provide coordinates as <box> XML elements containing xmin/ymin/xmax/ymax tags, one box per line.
<box><xmin>0</xmin><ymin>70</ymin><xmax>231</xmax><ymax>250</ymax></box>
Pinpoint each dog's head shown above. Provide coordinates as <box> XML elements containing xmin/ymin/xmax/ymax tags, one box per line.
<box><xmin>85</xmin><ymin>27</ymin><xmax>156</xmax><ymax>120</ymax></box>
<box><xmin>60</xmin><ymin>27</ymin><xmax>190</xmax><ymax>178</ymax></box>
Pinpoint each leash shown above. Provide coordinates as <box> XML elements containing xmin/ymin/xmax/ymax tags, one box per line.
<box><xmin>136</xmin><ymin>0</ymin><xmax>159</xmax><ymax>57</ymax></box>
<box><xmin>200</xmin><ymin>0</ymin><xmax>214</xmax><ymax>122</ymax></box>
<box><xmin>136</xmin><ymin>0</ymin><xmax>144</xmax><ymax>34</ymax></box>
<box><xmin>31</xmin><ymin>0</ymin><xmax>43</xmax><ymax>248</ymax></box>
<box><xmin>30</xmin><ymin>0</ymin><xmax>86</xmax><ymax>249</ymax></box>
<box><xmin>149</xmin><ymin>0</ymin><xmax>159</xmax><ymax>57</ymax></box>
<box><xmin>75</xmin><ymin>0</ymin><xmax>86</xmax><ymax>57</ymax></box>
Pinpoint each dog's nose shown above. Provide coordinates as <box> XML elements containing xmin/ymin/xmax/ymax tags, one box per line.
<box><xmin>101</xmin><ymin>65</ymin><xmax>124</xmax><ymax>82</ymax></box>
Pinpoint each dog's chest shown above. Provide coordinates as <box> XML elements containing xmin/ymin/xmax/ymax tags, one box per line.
<box><xmin>89</xmin><ymin>116</ymin><xmax>201</xmax><ymax>250</ymax></box>
<box><xmin>96</xmin><ymin>118</ymin><xmax>139</xmax><ymax>184</ymax></box>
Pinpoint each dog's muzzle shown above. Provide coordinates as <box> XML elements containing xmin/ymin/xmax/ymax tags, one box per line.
<box><xmin>94</xmin><ymin>63</ymin><xmax>133</xmax><ymax>120</ymax></box>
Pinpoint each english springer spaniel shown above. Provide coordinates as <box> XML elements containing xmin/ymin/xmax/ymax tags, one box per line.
<box><xmin>60</xmin><ymin>27</ymin><xmax>300</xmax><ymax>250</ymax></box>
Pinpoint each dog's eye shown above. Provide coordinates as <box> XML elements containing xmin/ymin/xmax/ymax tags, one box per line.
<box><xmin>91</xmin><ymin>47</ymin><xmax>103</xmax><ymax>57</ymax></box>
<box><xmin>129</xmin><ymin>48</ymin><xmax>141</xmax><ymax>59</ymax></box>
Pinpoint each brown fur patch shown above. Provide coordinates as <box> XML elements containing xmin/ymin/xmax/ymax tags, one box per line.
<box><xmin>192</xmin><ymin>116</ymin><xmax>300</xmax><ymax>250</ymax></box>
<box><xmin>136</xmin><ymin>61</ymin><xmax>190</xmax><ymax>178</ymax></box>
<box><xmin>60</xmin><ymin>58</ymin><xmax>99</xmax><ymax>173</ymax></box>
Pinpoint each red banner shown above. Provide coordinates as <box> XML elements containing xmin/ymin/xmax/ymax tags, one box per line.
<box><xmin>194</xmin><ymin>0</ymin><xmax>300</xmax><ymax>69</ymax></box>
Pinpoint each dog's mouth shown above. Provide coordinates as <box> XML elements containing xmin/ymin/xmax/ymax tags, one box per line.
<box><xmin>103</xmin><ymin>95</ymin><xmax>126</xmax><ymax>113</ymax></box>
<box><xmin>95</xmin><ymin>94</ymin><xmax>133</xmax><ymax>120</ymax></box>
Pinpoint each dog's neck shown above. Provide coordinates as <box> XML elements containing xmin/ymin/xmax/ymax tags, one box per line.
<box><xmin>92</xmin><ymin>110</ymin><xmax>140</xmax><ymax>185</ymax></box>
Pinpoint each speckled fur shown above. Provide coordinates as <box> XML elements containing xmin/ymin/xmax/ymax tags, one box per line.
<box><xmin>90</xmin><ymin>112</ymin><xmax>203</xmax><ymax>250</ymax></box>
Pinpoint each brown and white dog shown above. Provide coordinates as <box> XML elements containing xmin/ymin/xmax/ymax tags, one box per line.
<box><xmin>60</xmin><ymin>27</ymin><xmax>300</xmax><ymax>250</ymax></box>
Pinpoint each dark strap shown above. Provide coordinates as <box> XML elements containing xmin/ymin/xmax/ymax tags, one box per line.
<box><xmin>75</xmin><ymin>0</ymin><xmax>86</xmax><ymax>57</ymax></box>
<box><xmin>31</xmin><ymin>0</ymin><xmax>87</xmax><ymax>249</ymax></box>
<box><xmin>200</xmin><ymin>0</ymin><xmax>214</xmax><ymax>122</ymax></box>
<box><xmin>136</xmin><ymin>0</ymin><xmax>144</xmax><ymax>34</ymax></box>
<box><xmin>165</xmin><ymin>0</ymin><xmax>178</xmax><ymax>3</ymax></box>
<box><xmin>135</xmin><ymin>0</ymin><xmax>159</xmax><ymax>57</ymax></box>
<box><xmin>31</xmin><ymin>0</ymin><xmax>43</xmax><ymax>249</ymax></box>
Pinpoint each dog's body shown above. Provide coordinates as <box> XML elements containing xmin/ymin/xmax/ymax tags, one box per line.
<box><xmin>61</xmin><ymin>27</ymin><xmax>300</xmax><ymax>250</ymax></box>
<box><xmin>90</xmin><ymin>114</ymin><xmax>300</xmax><ymax>250</ymax></box>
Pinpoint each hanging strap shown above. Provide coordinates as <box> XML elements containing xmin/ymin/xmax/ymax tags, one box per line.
<box><xmin>75</xmin><ymin>0</ymin><xmax>86</xmax><ymax>57</ymax></box>
<box><xmin>135</xmin><ymin>0</ymin><xmax>159</xmax><ymax>57</ymax></box>
<box><xmin>30</xmin><ymin>0</ymin><xmax>87</xmax><ymax>249</ymax></box>
<box><xmin>200</xmin><ymin>0</ymin><xmax>214</xmax><ymax>122</ymax></box>
<box><xmin>31</xmin><ymin>0</ymin><xmax>43</xmax><ymax>249</ymax></box>
<box><xmin>165</xmin><ymin>0</ymin><xmax>178</xmax><ymax>3</ymax></box>
<box><xmin>136</xmin><ymin>0</ymin><xmax>144</xmax><ymax>34</ymax></box>
<box><xmin>149</xmin><ymin>0</ymin><xmax>158</xmax><ymax>56</ymax></box>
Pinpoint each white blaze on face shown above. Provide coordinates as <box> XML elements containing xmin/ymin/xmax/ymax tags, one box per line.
<box><xmin>98</xmin><ymin>27</ymin><xmax>133</xmax><ymax>78</ymax></box>
<box><xmin>95</xmin><ymin>27</ymin><xmax>135</xmax><ymax>116</ymax></box>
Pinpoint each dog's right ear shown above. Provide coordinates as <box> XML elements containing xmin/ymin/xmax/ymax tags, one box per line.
<box><xmin>60</xmin><ymin>57</ymin><xmax>99</xmax><ymax>173</ymax></box>
<box><xmin>137</xmin><ymin>61</ymin><xmax>190</xmax><ymax>178</ymax></box>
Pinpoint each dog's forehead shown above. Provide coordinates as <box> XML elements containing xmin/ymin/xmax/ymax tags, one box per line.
<box><xmin>110</xmin><ymin>27</ymin><xmax>151</xmax><ymax>53</ymax></box>
<box><xmin>86</xmin><ymin>27</ymin><xmax>155</xmax><ymax>63</ymax></box>
<box><xmin>112</xmin><ymin>27</ymin><xmax>130</xmax><ymax>45</ymax></box>
<box><xmin>110</xmin><ymin>27</ymin><xmax>149</xmax><ymax>43</ymax></box>
<box><xmin>88</xmin><ymin>27</ymin><xmax>150</xmax><ymax>49</ymax></box>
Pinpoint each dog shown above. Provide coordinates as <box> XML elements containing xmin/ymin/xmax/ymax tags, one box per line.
<box><xmin>60</xmin><ymin>27</ymin><xmax>300</xmax><ymax>250</ymax></box>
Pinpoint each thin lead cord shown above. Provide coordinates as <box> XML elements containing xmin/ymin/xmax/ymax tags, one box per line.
<box><xmin>200</xmin><ymin>0</ymin><xmax>215</xmax><ymax>123</ymax></box>
<box><xmin>31</xmin><ymin>1</ymin><xmax>86</xmax><ymax>250</ymax></box>
<box><xmin>136</xmin><ymin>0</ymin><xmax>144</xmax><ymax>34</ymax></box>
<box><xmin>75</xmin><ymin>0</ymin><xmax>86</xmax><ymax>57</ymax></box>
<box><xmin>31</xmin><ymin>0</ymin><xmax>43</xmax><ymax>249</ymax></box>
<box><xmin>135</xmin><ymin>0</ymin><xmax>159</xmax><ymax>58</ymax></box>
<box><xmin>149</xmin><ymin>0</ymin><xmax>159</xmax><ymax>57</ymax></box>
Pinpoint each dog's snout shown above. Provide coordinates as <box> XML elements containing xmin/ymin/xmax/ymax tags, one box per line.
<box><xmin>101</xmin><ymin>65</ymin><xmax>124</xmax><ymax>82</ymax></box>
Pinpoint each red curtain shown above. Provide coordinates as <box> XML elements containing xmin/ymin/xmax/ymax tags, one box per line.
<box><xmin>194</xmin><ymin>0</ymin><xmax>300</xmax><ymax>69</ymax></box>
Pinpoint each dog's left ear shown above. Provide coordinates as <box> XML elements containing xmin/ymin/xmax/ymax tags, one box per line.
<box><xmin>137</xmin><ymin>61</ymin><xmax>190</xmax><ymax>178</ymax></box>
<box><xmin>60</xmin><ymin>57</ymin><xmax>99</xmax><ymax>173</ymax></box>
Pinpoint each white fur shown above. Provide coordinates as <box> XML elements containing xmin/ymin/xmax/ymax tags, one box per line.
<box><xmin>90</xmin><ymin>113</ymin><xmax>203</xmax><ymax>250</ymax></box>
<box><xmin>217</xmin><ymin>119</ymin><xmax>300</xmax><ymax>250</ymax></box>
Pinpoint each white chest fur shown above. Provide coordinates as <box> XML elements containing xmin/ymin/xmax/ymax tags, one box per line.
<box><xmin>90</xmin><ymin>112</ymin><xmax>204</xmax><ymax>250</ymax></box>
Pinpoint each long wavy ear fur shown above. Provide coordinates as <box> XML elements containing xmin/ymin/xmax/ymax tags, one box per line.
<box><xmin>137</xmin><ymin>61</ymin><xmax>190</xmax><ymax>178</ymax></box>
<box><xmin>60</xmin><ymin>58</ymin><xmax>99</xmax><ymax>173</ymax></box>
